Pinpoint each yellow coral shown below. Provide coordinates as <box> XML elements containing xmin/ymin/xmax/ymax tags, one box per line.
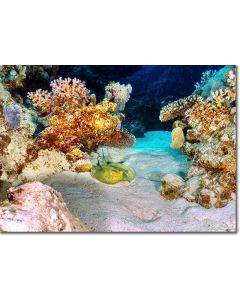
<box><xmin>171</xmin><ymin>127</ymin><xmax>185</xmax><ymax>148</ymax></box>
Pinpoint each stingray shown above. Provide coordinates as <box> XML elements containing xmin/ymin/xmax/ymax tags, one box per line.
<box><xmin>91</xmin><ymin>151</ymin><xmax>135</xmax><ymax>184</ymax></box>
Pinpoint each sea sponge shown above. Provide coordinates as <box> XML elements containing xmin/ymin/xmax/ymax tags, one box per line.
<box><xmin>171</xmin><ymin>127</ymin><xmax>185</xmax><ymax>148</ymax></box>
<box><xmin>3</xmin><ymin>104</ymin><xmax>21</xmax><ymax>130</ymax></box>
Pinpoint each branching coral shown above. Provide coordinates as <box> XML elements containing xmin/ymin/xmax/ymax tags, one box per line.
<box><xmin>105</xmin><ymin>81</ymin><xmax>132</xmax><ymax>112</ymax></box>
<box><xmin>27</xmin><ymin>78</ymin><xmax>134</xmax><ymax>170</ymax></box>
<box><xmin>28</xmin><ymin>77</ymin><xmax>91</xmax><ymax>116</ymax></box>
<box><xmin>159</xmin><ymin>66</ymin><xmax>236</xmax><ymax>208</ymax></box>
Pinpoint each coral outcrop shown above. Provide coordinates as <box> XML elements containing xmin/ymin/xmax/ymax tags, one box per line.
<box><xmin>159</xmin><ymin>174</ymin><xmax>185</xmax><ymax>200</ymax></box>
<box><xmin>0</xmin><ymin>182</ymin><xmax>86</xmax><ymax>232</ymax></box>
<box><xmin>27</xmin><ymin>78</ymin><xmax>134</xmax><ymax>170</ymax></box>
<box><xmin>1</xmin><ymin>71</ymin><xmax>135</xmax><ymax>189</ymax></box>
<box><xmin>159</xmin><ymin>66</ymin><xmax>236</xmax><ymax>208</ymax></box>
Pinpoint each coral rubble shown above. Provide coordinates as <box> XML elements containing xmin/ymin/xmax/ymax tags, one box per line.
<box><xmin>159</xmin><ymin>66</ymin><xmax>236</xmax><ymax>208</ymax></box>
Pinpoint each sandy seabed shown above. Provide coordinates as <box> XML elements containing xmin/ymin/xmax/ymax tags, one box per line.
<box><xmin>44</xmin><ymin>131</ymin><xmax>236</xmax><ymax>232</ymax></box>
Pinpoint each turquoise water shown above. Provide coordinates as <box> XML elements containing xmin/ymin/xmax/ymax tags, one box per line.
<box><xmin>133</xmin><ymin>130</ymin><xmax>179</xmax><ymax>155</ymax></box>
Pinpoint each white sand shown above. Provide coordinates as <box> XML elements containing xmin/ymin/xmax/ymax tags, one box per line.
<box><xmin>44</xmin><ymin>131</ymin><xmax>236</xmax><ymax>232</ymax></box>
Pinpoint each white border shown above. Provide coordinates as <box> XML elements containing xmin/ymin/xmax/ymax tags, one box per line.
<box><xmin>0</xmin><ymin>1</ymin><xmax>239</xmax><ymax>300</ymax></box>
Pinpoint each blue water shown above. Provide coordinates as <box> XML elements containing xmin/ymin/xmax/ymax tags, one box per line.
<box><xmin>133</xmin><ymin>130</ymin><xmax>179</xmax><ymax>155</ymax></box>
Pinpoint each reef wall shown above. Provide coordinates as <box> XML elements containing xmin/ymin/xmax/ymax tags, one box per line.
<box><xmin>159</xmin><ymin>66</ymin><xmax>236</xmax><ymax>208</ymax></box>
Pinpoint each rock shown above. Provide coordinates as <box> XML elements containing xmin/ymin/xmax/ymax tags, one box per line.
<box><xmin>0</xmin><ymin>182</ymin><xmax>86</xmax><ymax>232</ymax></box>
<box><xmin>182</xmin><ymin>176</ymin><xmax>201</xmax><ymax>202</ymax></box>
<box><xmin>14</xmin><ymin>149</ymin><xmax>70</xmax><ymax>186</ymax></box>
<box><xmin>159</xmin><ymin>174</ymin><xmax>185</xmax><ymax>200</ymax></box>
<box><xmin>198</xmin><ymin>189</ymin><xmax>217</xmax><ymax>209</ymax></box>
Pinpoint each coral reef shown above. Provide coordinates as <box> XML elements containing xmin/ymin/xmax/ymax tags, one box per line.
<box><xmin>0</xmin><ymin>65</ymin><xmax>27</xmax><ymax>89</ymax></box>
<box><xmin>105</xmin><ymin>81</ymin><xmax>132</xmax><ymax>112</ymax></box>
<box><xmin>159</xmin><ymin>66</ymin><xmax>236</xmax><ymax>208</ymax></box>
<box><xmin>159</xmin><ymin>94</ymin><xmax>203</xmax><ymax>122</ymax></box>
<box><xmin>28</xmin><ymin>77</ymin><xmax>91</xmax><ymax>116</ymax></box>
<box><xmin>0</xmin><ymin>127</ymin><xmax>33</xmax><ymax>183</ymax></box>
<box><xmin>27</xmin><ymin>78</ymin><xmax>134</xmax><ymax>170</ymax></box>
<box><xmin>194</xmin><ymin>69</ymin><xmax>217</xmax><ymax>91</ymax></box>
<box><xmin>1</xmin><ymin>73</ymin><xmax>135</xmax><ymax>191</ymax></box>
<box><xmin>0</xmin><ymin>182</ymin><xmax>86</xmax><ymax>232</ymax></box>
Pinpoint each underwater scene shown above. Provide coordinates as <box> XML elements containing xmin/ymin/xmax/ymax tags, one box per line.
<box><xmin>0</xmin><ymin>65</ymin><xmax>236</xmax><ymax>232</ymax></box>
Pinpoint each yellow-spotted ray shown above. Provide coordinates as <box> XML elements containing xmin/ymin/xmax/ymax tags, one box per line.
<box><xmin>91</xmin><ymin>152</ymin><xmax>135</xmax><ymax>184</ymax></box>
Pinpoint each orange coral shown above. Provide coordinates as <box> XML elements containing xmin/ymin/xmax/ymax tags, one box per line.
<box><xmin>27</xmin><ymin>78</ymin><xmax>131</xmax><ymax>160</ymax></box>
<box><xmin>36</xmin><ymin>104</ymin><xmax>121</xmax><ymax>154</ymax></box>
